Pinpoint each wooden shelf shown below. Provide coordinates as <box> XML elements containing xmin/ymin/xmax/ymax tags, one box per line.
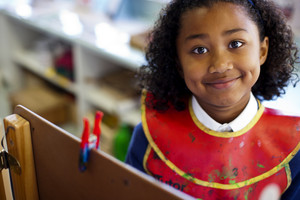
<box><xmin>13</xmin><ymin>50</ymin><xmax>77</xmax><ymax>94</ymax></box>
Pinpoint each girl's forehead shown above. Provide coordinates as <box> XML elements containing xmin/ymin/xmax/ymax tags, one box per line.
<box><xmin>181</xmin><ymin>2</ymin><xmax>248</xmax><ymax>21</ymax></box>
<box><xmin>178</xmin><ymin>2</ymin><xmax>255</xmax><ymax>33</ymax></box>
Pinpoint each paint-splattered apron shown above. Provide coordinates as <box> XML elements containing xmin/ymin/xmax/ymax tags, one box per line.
<box><xmin>141</xmin><ymin>91</ymin><xmax>300</xmax><ymax>199</ymax></box>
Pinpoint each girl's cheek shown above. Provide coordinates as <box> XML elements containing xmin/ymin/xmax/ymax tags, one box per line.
<box><xmin>183</xmin><ymin>65</ymin><xmax>204</xmax><ymax>77</ymax></box>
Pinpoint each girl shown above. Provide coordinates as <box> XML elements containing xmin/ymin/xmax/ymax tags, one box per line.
<box><xmin>126</xmin><ymin>0</ymin><xmax>300</xmax><ymax>199</ymax></box>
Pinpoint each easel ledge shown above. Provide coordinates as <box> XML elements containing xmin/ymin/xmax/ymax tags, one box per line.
<box><xmin>0</xmin><ymin>105</ymin><xmax>194</xmax><ymax>200</ymax></box>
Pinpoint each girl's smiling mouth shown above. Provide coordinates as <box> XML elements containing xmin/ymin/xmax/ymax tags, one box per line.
<box><xmin>205</xmin><ymin>77</ymin><xmax>240</xmax><ymax>90</ymax></box>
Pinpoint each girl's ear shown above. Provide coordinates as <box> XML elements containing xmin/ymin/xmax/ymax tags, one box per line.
<box><xmin>259</xmin><ymin>36</ymin><xmax>269</xmax><ymax>65</ymax></box>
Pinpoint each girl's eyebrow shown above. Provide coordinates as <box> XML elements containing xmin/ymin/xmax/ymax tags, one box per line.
<box><xmin>184</xmin><ymin>28</ymin><xmax>248</xmax><ymax>42</ymax></box>
<box><xmin>223</xmin><ymin>28</ymin><xmax>248</xmax><ymax>36</ymax></box>
<box><xmin>185</xmin><ymin>33</ymin><xmax>208</xmax><ymax>41</ymax></box>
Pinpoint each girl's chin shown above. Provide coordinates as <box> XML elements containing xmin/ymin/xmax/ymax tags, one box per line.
<box><xmin>204</xmin><ymin>97</ymin><xmax>241</xmax><ymax>109</ymax></box>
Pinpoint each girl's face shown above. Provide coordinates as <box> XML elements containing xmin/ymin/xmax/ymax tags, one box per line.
<box><xmin>176</xmin><ymin>2</ymin><xmax>269</xmax><ymax>122</ymax></box>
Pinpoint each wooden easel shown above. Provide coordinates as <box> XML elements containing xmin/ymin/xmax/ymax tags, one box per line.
<box><xmin>0</xmin><ymin>105</ymin><xmax>194</xmax><ymax>200</ymax></box>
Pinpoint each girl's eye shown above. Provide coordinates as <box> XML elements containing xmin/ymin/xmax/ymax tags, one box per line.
<box><xmin>192</xmin><ymin>47</ymin><xmax>208</xmax><ymax>54</ymax></box>
<box><xmin>229</xmin><ymin>41</ymin><xmax>243</xmax><ymax>49</ymax></box>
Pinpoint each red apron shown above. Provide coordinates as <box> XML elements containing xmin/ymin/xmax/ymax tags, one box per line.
<box><xmin>142</xmin><ymin>92</ymin><xmax>300</xmax><ymax>199</ymax></box>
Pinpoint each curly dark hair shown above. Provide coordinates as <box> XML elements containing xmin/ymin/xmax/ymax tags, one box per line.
<box><xmin>139</xmin><ymin>0</ymin><xmax>299</xmax><ymax>111</ymax></box>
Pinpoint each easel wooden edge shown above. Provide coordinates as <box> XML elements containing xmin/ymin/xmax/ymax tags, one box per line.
<box><xmin>0</xmin><ymin>121</ymin><xmax>8</xmax><ymax>199</ymax></box>
<box><xmin>9</xmin><ymin>105</ymin><xmax>194</xmax><ymax>200</ymax></box>
<box><xmin>3</xmin><ymin>111</ymin><xmax>39</xmax><ymax>200</ymax></box>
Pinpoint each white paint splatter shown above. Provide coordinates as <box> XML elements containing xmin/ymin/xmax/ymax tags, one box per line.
<box><xmin>258</xmin><ymin>140</ymin><xmax>262</xmax><ymax>147</ymax></box>
<box><xmin>239</xmin><ymin>141</ymin><xmax>244</xmax><ymax>148</ymax></box>
<box><xmin>259</xmin><ymin>183</ymin><xmax>280</xmax><ymax>200</ymax></box>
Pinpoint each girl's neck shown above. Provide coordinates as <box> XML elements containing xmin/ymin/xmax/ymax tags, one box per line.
<box><xmin>196</xmin><ymin>96</ymin><xmax>251</xmax><ymax>124</ymax></box>
<box><xmin>205</xmin><ymin>107</ymin><xmax>245</xmax><ymax>124</ymax></box>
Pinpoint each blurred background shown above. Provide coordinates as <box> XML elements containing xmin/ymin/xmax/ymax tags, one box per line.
<box><xmin>0</xmin><ymin>0</ymin><xmax>299</xmax><ymax>160</ymax></box>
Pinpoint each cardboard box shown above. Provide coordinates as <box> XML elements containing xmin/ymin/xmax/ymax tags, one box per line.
<box><xmin>10</xmin><ymin>86</ymin><xmax>69</xmax><ymax>125</ymax></box>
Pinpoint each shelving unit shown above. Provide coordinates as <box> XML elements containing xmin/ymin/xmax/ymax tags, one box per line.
<box><xmin>0</xmin><ymin>1</ymin><xmax>149</xmax><ymax>133</ymax></box>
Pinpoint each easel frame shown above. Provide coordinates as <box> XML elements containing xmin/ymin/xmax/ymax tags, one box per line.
<box><xmin>1</xmin><ymin>105</ymin><xmax>194</xmax><ymax>200</ymax></box>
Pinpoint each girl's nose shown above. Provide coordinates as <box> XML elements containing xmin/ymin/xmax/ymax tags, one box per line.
<box><xmin>208</xmin><ymin>51</ymin><xmax>233</xmax><ymax>73</ymax></box>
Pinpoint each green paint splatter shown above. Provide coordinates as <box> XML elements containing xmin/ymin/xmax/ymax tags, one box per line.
<box><xmin>188</xmin><ymin>133</ymin><xmax>196</xmax><ymax>142</ymax></box>
<box><xmin>208</xmin><ymin>174</ymin><xmax>215</xmax><ymax>182</ymax></box>
<box><xmin>257</xmin><ymin>164</ymin><xmax>265</xmax><ymax>168</ymax></box>
<box><xmin>214</xmin><ymin>169</ymin><xmax>220</xmax><ymax>177</ymax></box>
<box><xmin>244</xmin><ymin>187</ymin><xmax>253</xmax><ymax>200</ymax></box>
<box><xmin>183</xmin><ymin>173</ymin><xmax>195</xmax><ymax>182</ymax></box>
<box><xmin>228</xmin><ymin>179</ymin><xmax>239</xmax><ymax>188</ymax></box>
<box><xmin>183</xmin><ymin>173</ymin><xmax>189</xmax><ymax>178</ymax></box>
